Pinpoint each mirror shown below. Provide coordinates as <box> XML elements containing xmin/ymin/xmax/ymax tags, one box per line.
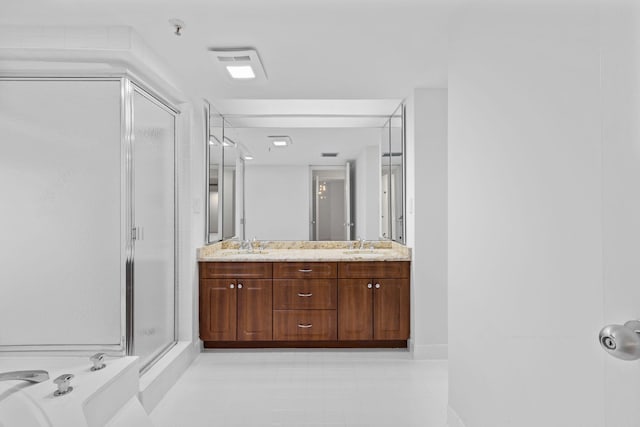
<box><xmin>381</xmin><ymin>104</ymin><xmax>405</xmax><ymax>242</ymax></box>
<box><xmin>207</xmin><ymin>107</ymin><xmax>223</xmax><ymax>242</ymax></box>
<box><xmin>205</xmin><ymin>102</ymin><xmax>406</xmax><ymax>244</ymax></box>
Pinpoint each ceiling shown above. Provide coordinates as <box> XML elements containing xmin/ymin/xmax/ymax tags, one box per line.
<box><xmin>2</xmin><ymin>0</ymin><xmax>449</xmax><ymax>113</ymax></box>
<box><xmin>222</xmin><ymin>127</ymin><xmax>382</xmax><ymax>166</ymax></box>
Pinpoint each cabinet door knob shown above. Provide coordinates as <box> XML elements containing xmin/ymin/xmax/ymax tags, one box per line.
<box><xmin>229</xmin><ymin>284</ymin><xmax>235</xmax><ymax>289</ymax></box>
<box><xmin>367</xmin><ymin>283</ymin><xmax>373</xmax><ymax>289</ymax></box>
<box><xmin>238</xmin><ymin>283</ymin><xmax>243</xmax><ymax>289</ymax></box>
<box><xmin>375</xmin><ymin>283</ymin><xmax>380</xmax><ymax>289</ymax></box>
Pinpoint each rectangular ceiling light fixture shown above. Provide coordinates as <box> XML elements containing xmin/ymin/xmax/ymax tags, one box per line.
<box><xmin>208</xmin><ymin>47</ymin><xmax>267</xmax><ymax>82</ymax></box>
<box><xmin>268</xmin><ymin>135</ymin><xmax>292</xmax><ymax>148</ymax></box>
<box><xmin>226</xmin><ymin>65</ymin><xmax>255</xmax><ymax>79</ymax></box>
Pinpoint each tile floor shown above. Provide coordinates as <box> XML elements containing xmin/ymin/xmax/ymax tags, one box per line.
<box><xmin>150</xmin><ymin>350</ymin><xmax>448</xmax><ymax>427</ymax></box>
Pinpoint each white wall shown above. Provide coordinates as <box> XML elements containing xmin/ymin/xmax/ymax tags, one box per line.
<box><xmin>244</xmin><ymin>165</ymin><xmax>310</xmax><ymax>240</ymax></box>
<box><xmin>448</xmin><ymin>3</ymin><xmax>605</xmax><ymax>426</ymax></box>
<box><xmin>406</xmin><ymin>89</ymin><xmax>448</xmax><ymax>359</ymax></box>
<box><xmin>601</xmin><ymin>3</ymin><xmax>640</xmax><ymax>426</ymax></box>
<box><xmin>355</xmin><ymin>145</ymin><xmax>380</xmax><ymax>240</ymax></box>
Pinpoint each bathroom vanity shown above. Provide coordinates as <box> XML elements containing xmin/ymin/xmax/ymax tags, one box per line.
<box><xmin>198</xmin><ymin>241</ymin><xmax>411</xmax><ymax>348</ymax></box>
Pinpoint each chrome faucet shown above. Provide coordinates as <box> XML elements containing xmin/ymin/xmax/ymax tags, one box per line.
<box><xmin>0</xmin><ymin>370</ymin><xmax>49</xmax><ymax>383</ymax></box>
<box><xmin>358</xmin><ymin>237</ymin><xmax>366</xmax><ymax>250</ymax></box>
<box><xmin>90</xmin><ymin>352</ymin><xmax>106</xmax><ymax>371</ymax></box>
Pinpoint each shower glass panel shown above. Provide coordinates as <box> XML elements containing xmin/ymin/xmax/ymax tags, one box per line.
<box><xmin>131</xmin><ymin>88</ymin><xmax>176</xmax><ymax>369</ymax></box>
<box><xmin>0</xmin><ymin>79</ymin><xmax>123</xmax><ymax>349</ymax></box>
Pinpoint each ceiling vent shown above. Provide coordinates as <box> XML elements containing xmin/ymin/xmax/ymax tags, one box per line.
<box><xmin>208</xmin><ymin>48</ymin><xmax>267</xmax><ymax>82</ymax></box>
<box><xmin>321</xmin><ymin>152</ymin><xmax>339</xmax><ymax>157</ymax></box>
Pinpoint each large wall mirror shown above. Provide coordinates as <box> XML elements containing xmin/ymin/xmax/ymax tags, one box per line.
<box><xmin>205</xmin><ymin>100</ymin><xmax>405</xmax><ymax>244</ymax></box>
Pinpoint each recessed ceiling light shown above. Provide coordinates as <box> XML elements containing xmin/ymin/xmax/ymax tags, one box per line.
<box><xmin>244</xmin><ymin>155</ymin><xmax>254</xmax><ymax>160</ymax></box>
<box><xmin>268</xmin><ymin>135</ymin><xmax>292</xmax><ymax>148</ymax></box>
<box><xmin>222</xmin><ymin>136</ymin><xmax>237</xmax><ymax>147</ymax></box>
<box><xmin>226</xmin><ymin>65</ymin><xmax>255</xmax><ymax>79</ymax></box>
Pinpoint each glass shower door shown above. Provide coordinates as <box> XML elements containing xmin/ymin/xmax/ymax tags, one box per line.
<box><xmin>131</xmin><ymin>88</ymin><xmax>176</xmax><ymax>370</ymax></box>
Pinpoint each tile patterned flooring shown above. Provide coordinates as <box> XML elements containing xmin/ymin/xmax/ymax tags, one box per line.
<box><xmin>150</xmin><ymin>350</ymin><xmax>448</xmax><ymax>427</ymax></box>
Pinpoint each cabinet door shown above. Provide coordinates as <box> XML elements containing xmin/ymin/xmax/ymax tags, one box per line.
<box><xmin>237</xmin><ymin>279</ymin><xmax>273</xmax><ymax>341</ymax></box>
<box><xmin>338</xmin><ymin>279</ymin><xmax>373</xmax><ymax>340</ymax></box>
<box><xmin>200</xmin><ymin>279</ymin><xmax>236</xmax><ymax>341</ymax></box>
<box><xmin>373</xmin><ymin>278</ymin><xmax>410</xmax><ymax>340</ymax></box>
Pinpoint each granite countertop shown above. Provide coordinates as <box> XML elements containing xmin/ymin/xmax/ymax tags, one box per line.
<box><xmin>198</xmin><ymin>240</ymin><xmax>412</xmax><ymax>262</ymax></box>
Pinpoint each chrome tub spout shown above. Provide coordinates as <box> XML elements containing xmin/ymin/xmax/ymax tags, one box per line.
<box><xmin>0</xmin><ymin>370</ymin><xmax>49</xmax><ymax>383</ymax></box>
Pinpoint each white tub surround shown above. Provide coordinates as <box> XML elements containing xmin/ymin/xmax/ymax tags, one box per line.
<box><xmin>0</xmin><ymin>356</ymin><xmax>151</xmax><ymax>427</ymax></box>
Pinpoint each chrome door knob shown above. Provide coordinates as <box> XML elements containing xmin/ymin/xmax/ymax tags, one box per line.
<box><xmin>230</xmin><ymin>284</ymin><xmax>235</xmax><ymax>289</ymax></box>
<box><xmin>599</xmin><ymin>320</ymin><xmax>640</xmax><ymax>360</ymax></box>
<box><xmin>375</xmin><ymin>283</ymin><xmax>380</xmax><ymax>289</ymax></box>
<box><xmin>367</xmin><ymin>283</ymin><xmax>372</xmax><ymax>289</ymax></box>
<box><xmin>238</xmin><ymin>283</ymin><xmax>243</xmax><ymax>289</ymax></box>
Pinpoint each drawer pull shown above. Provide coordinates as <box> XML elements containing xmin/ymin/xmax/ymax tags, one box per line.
<box><xmin>297</xmin><ymin>323</ymin><xmax>313</xmax><ymax>328</ymax></box>
<box><xmin>298</xmin><ymin>269</ymin><xmax>313</xmax><ymax>273</ymax></box>
<box><xmin>297</xmin><ymin>293</ymin><xmax>313</xmax><ymax>297</ymax></box>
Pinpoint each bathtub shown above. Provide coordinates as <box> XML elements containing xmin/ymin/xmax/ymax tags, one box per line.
<box><xmin>0</xmin><ymin>356</ymin><xmax>153</xmax><ymax>427</ymax></box>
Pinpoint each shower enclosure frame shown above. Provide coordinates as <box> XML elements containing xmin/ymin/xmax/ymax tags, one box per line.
<box><xmin>0</xmin><ymin>75</ymin><xmax>179</xmax><ymax>373</ymax></box>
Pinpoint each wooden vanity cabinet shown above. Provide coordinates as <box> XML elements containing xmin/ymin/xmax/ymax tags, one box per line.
<box><xmin>199</xmin><ymin>259</ymin><xmax>410</xmax><ymax>348</ymax></box>
<box><xmin>199</xmin><ymin>262</ymin><xmax>272</xmax><ymax>342</ymax></box>
<box><xmin>337</xmin><ymin>261</ymin><xmax>410</xmax><ymax>341</ymax></box>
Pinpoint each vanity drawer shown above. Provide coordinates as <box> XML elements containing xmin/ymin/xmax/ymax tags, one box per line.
<box><xmin>199</xmin><ymin>262</ymin><xmax>273</xmax><ymax>279</ymax></box>
<box><xmin>273</xmin><ymin>310</ymin><xmax>337</xmax><ymax>341</ymax></box>
<box><xmin>338</xmin><ymin>261</ymin><xmax>410</xmax><ymax>279</ymax></box>
<box><xmin>273</xmin><ymin>279</ymin><xmax>337</xmax><ymax>310</ymax></box>
<box><xmin>273</xmin><ymin>262</ymin><xmax>337</xmax><ymax>279</ymax></box>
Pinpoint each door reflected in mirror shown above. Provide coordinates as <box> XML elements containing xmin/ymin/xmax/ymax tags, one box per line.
<box><xmin>205</xmin><ymin>101</ymin><xmax>406</xmax><ymax>244</ymax></box>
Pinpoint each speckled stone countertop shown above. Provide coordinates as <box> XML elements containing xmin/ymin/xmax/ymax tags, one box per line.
<box><xmin>198</xmin><ymin>240</ymin><xmax>412</xmax><ymax>262</ymax></box>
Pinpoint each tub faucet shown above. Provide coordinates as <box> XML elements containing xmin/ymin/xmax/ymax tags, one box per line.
<box><xmin>90</xmin><ymin>352</ymin><xmax>106</xmax><ymax>371</ymax></box>
<box><xmin>0</xmin><ymin>370</ymin><xmax>49</xmax><ymax>383</ymax></box>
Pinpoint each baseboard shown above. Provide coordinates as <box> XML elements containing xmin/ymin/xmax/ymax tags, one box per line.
<box><xmin>447</xmin><ymin>405</ymin><xmax>466</xmax><ymax>427</ymax></box>
<box><xmin>411</xmin><ymin>343</ymin><xmax>448</xmax><ymax>360</ymax></box>
<box><xmin>138</xmin><ymin>341</ymin><xmax>199</xmax><ymax>413</ymax></box>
